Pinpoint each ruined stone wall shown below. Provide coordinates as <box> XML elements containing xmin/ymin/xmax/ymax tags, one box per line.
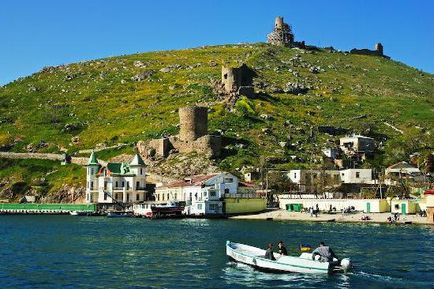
<box><xmin>148</xmin><ymin>138</ymin><xmax>171</xmax><ymax>157</ymax></box>
<box><xmin>192</xmin><ymin>135</ymin><xmax>222</xmax><ymax>158</ymax></box>
<box><xmin>179</xmin><ymin>106</ymin><xmax>208</xmax><ymax>142</ymax></box>
<box><xmin>221</xmin><ymin>66</ymin><xmax>239</xmax><ymax>93</ymax></box>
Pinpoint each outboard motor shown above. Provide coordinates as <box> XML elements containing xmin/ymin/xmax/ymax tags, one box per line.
<box><xmin>340</xmin><ymin>258</ymin><xmax>352</xmax><ymax>273</ymax></box>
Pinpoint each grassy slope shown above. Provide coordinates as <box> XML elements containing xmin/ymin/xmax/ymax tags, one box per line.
<box><xmin>0</xmin><ymin>43</ymin><xmax>433</xmax><ymax>198</ymax></box>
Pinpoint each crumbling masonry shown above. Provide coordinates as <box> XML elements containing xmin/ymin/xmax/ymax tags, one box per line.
<box><xmin>146</xmin><ymin>106</ymin><xmax>221</xmax><ymax>158</ymax></box>
<box><xmin>267</xmin><ymin>16</ymin><xmax>294</xmax><ymax>47</ymax></box>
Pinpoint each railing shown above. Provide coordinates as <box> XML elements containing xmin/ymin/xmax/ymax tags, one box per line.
<box><xmin>224</xmin><ymin>193</ymin><xmax>263</xmax><ymax>199</ymax></box>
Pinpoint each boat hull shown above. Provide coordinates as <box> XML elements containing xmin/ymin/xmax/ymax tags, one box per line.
<box><xmin>226</xmin><ymin>241</ymin><xmax>347</xmax><ymax>274</ymax></box>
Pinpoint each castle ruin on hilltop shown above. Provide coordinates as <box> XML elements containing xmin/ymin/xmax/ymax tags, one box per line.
<box><xmin>267</xmin><ymin>16</ymin><xmax>388</xmax><ymax>59</ymax></box>
<box><xmin>267</xmin><ymin>16</ymin><xmax>295</xmax><ymax>47</ymax></box>
<box><xmin>142</xmin><ymin>106</ymin><xmax>221</xmax><ymax>159</ymax></box>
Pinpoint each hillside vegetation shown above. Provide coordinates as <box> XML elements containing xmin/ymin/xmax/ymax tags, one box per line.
<box><xmin>0</xmin><ymin>43</ymin><xmax>433</xmax><ymax>199</ymax></box>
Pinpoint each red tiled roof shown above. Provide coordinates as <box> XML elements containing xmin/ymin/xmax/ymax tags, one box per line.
<box><xmin>162</xmin><ymin>174</ymin><xmax>219</xmax><ymax>188</ymax></box>
<box><xmin>425</xmin><ymin>190</ymin><xmax>434</xmax><ymax>195</ymax></box>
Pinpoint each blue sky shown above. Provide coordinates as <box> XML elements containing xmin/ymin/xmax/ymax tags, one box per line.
<box><xmin>1</xmin><ymin>0</ymin><xmax>433</xmax><ymax>85</ymax></box>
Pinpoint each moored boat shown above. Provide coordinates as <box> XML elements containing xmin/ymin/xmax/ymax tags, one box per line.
<box><xmin>226</xmin><ymin>241</ymin><xmax>352</xmax><ymax>274</ymax></box>
<box><xmin>70</xmin><ymin>211</ymin><xmax>88</xmax><ymax>216</ymax></box>
<box><xmin>106</xmin><ymin>211</ymin><xmax>133</xmax><ymax>218</ymax></box>
<box><xmin>133</xmin><ymin>201</ymin><xmax>185</xmax><ymax>218</ymax></box>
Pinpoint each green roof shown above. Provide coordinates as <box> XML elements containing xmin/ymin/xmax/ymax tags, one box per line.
<box><xmin>88</xmin><ymin>151</ymin><xmax>99</xmax><ymax>165</ymax></box>
<box><xmin>107</xmin><ymin>162</ymin><xmax>131</xmax><ymax>175</ymax></box>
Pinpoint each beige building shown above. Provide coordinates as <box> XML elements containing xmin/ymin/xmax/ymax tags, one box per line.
<box><xmin>85</xmin><ymin>152</ymin><xmax>147</xmax><ymax>204</ymax></box>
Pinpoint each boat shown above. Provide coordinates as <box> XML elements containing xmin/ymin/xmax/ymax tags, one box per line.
<box><xmin>70</xmin><ymin>211</ymin><xmax>88</xmax><ymax>216</ymax></box>
<box><xmin>226</xmin><ymin>241</ymin><xmax>352</xmax><ymax>274</ymax></box>
<box><xmin>106</xmin><ymin>211</ymin><xmax>133</xmax><ymax>218</ymax></box>
<box><xmin>133</xmin><ymin>201</ymin><xmax>185</xmax><ymax>218</ymax></box>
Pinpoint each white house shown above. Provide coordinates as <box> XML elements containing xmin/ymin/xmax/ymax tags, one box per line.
<box><xmin>85</xmin><ymin>152</ymin><xmax>147</xmax><ymax>204</ymax></box>
<box><xmin>340</xmin><ymin>169</ymin><xmax>374</xmax><ymax>184</ymax></box>
<box><xmin>340</xmin><ymin>135</ymin><xmax>375</xmax><ymax>155</ymax></box>
<box><xmin>385</xmin><ymin>162</ymin><xmax>423</xmax><ymax>185</ymax></box>
<box><xmin>288</xmin><ymin>169</ymin><xmax>341</xmax><ymax>193</ymax></box>
<box><xmin>154</xmin><ymin>172</ymin><xmax>238</xmax><ymax>216</ymax></box>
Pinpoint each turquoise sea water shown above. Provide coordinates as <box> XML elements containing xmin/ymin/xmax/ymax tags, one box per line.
<box><xmin>0</xmin><ymin>215</ymin><xmax>433</xmax><ymax>289</ymax></box>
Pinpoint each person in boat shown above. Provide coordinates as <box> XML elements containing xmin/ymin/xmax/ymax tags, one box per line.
<box><xmin>312</xmin><ymin>241</ymin><xmax>337</xmax><ymax>262</ymax></box>
<box><xmin>277</xmin><ymin>241</ymin><xmax>288</xmax><ymax>256</ymax></box>
<box><xmin>265</xmin><ymin>243</ymin><xmax>276</xmax><ymax>260</ymax></box>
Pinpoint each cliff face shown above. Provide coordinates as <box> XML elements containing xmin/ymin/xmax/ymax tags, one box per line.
<box><xmin>0</xmin><ymin>43</ymin><xmax>433</xmax><ymax>200</ymax></box>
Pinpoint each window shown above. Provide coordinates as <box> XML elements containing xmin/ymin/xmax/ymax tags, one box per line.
<box><xmin>203</xmin><ymin>191</ymin><xmax>207</xmax><ymax>197</ymax></box>
<box><xmin>126</xmin><ymin>182</ymin><xmax>130</xmax><ymax>190</ymax></box>
<box><xmin>157</xmin><ymin>194</ymin><xmax>160</xmax><ymax>201</ymax></box>
<box><xmin>90</xmin><ymin>181</ymin><xmax>94</xmax><ymax>190</ymax></box>
<box><xmin>136</xmin><ymin>194</ymin><xmax>140</xmax><ymax>201</ymax></box>
<box><xmin>224</xmin><ymin>178</ymin><xmax>233</xmax><ymax>183</ymax></box>
<box><xmin>167</xmin><ymin>193</ymin><xmax>170</xmax><ymax>200</ymax></box>
<box><xmin>224</xmin><ymin>73</ymin><xmax>228</xmax><ymax>79</ymax></box>
<box><xmin>104</xmin><ymin>181</ymin><xmax>107</xmax><ymax>190</ymax></box>
<box><xmin>104</xmin><ymin>193</ymin><xmax>107</xmax><ymax>201</ymax></box>
<box><xmin>174</xmin><ymin>193</ymin><xmax>177</xmax><ymax>200</ymax></box>
<box><xmin>189</xmin><ymin>192</ymin><xmax>192</xmax><ymax>200</ymax></box>
<box><xmin>126</xmin><ymin>194</ymin><xmax>130</xmax><ymax>202</ymax></box>
<box><xmin>115</xmin><ymin>181</ymin><xmax>119</xmax><ymax>188</ymax></box>
<box><xmin>162</xmin><ymin>194</ymin><xmax>165</xmax><ymax>201</ymax></box>
<box><xmin>224</xmin><ymin>188</ymin><xmax>229</xmax><ymax>194</ymax></box>
<box><xmin>136</xmin><ymin>181</ymin><xmax>140</xmax><ymax>190</ymax></box>
<box><xmin>140</xmin><ymin>168</ymin><xmax>143</xmax><ymax>175</ymax></box>
<box><xmin>122</xmin><ymin>181</ymin><xmax>125</xmax><ymax>187</ymax></box>
<box><xmin>86</xmin><ymin>193</ymin><xmax>90</xmax><ymax>201</ymax></box>
<box><xmin>209</xmin><ymin>204</ymin><xmax>218</xmax><ymax>211</ymax></box>
<box><xmin>210</xmin><ymin>191</ymin><xmax>217</xmax><ymax>197</ymax></box>
<box><xmin>197</xmin><ymin>204</ymin><xmax>203</xmax><ymax>210</ymax></box>
<box><xmin>356</xmin><ymin>172</ymin><xmax>360</xmax><ymax>178</ymax></box>
<box><xmin>294</xmin><ymin>173</ymin><xmax>297</xmax><ymax>178</ymax></box>
<box><xmin>115</xmin><ymin>193</ymin><xmax>118</xmax><ymax>199</ymax></box>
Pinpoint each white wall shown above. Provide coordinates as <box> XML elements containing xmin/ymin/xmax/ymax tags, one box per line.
<box><xmin>340</xmin><ymin>169</ymin><xmax>373</xmax><ymax>184</ymax></box>
<box><xmin>279</xmin><ymin>198</ymin><xmax>389</xmax><ymax>213</ymax></box>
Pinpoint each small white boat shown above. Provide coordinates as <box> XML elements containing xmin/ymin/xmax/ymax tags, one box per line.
<box><xmin>70</xmin><ymin>211</ymin><xmax>87</xmax><ymax>216</ymax></box>
<box><xmin>226</xmin><ymin>241</ymin><xmax>352</xmax><ymax>274</ymax></box>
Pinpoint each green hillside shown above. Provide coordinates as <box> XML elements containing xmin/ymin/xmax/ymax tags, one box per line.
<box><xmin>0</xmin><ymin>43</ymin><xmax>433</xmax><ymax>200</ymax></box>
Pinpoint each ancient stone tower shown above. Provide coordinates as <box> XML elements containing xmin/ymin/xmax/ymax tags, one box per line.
<box><xmin>267</xmin><ymin>16</ymin><xmax>294</xmax><ymax>47</ymax></box>
<box><xmin>221</xmin><ymin>64</ymin><xmax>257</xmax><ymax>95</ymax></box>
<box><xmin>222</xmin><ymin>66</ymin><xmax>239</xmax><ymax>93</ymax></box>
<box><xmin>375</xmin><ymin>43</ymin><xmax>383</xmax><ymax>55</ymax></box>
<box><xmin>179</xmin><ymin>106</ymin><xmax>208</xmax><ymax>142</ymax></box>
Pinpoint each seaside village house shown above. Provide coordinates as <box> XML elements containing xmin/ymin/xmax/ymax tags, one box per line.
<box><xmin>282</xmin><ymin>168</ymin><xmax>389</xmax><ymax>213</ymax></box>
<box><xmin>154</xmin><ymin>173</ymin><xmax>238</xmax><ymax>216</ymax></box>
<box><xmin>288</xmin><ymin>168</ymin><xmax>375</xmax><ymax>196</ymax></box>
<box><xmin>85</xmin><ymin>152</ymin><xmax>147</xmax><ymax>205</ymax></box>
<box><xmin>384</xmin><ymin>161</ymin><xmax>424</xmax><ymax>185</ymax></box>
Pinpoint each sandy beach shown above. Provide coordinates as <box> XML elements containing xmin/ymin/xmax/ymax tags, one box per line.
<box><xmin>230</xmin><ymin>209</ymin><xmax>432</xmax><ymax>225</ymax></box>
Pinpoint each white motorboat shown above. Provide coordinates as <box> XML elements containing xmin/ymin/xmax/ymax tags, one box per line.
<box><xmin>226</xmin><ymin>241</ymin><xmax>352</xmax><ymax>274</ymax></box>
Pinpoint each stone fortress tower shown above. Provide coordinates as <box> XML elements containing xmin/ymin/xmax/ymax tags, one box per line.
<box><xmin>179</xmin><ymin>106</ymin><xmax>208</xmax><ymax>142</ymax></box>
<box><xmin>144</xmin><ymin>106</ymin><xmax>221</xmax><ymax>159</ymax></box>
<box><xmin>267</xmin><ymin>16</ymin><xmax>294</xmax><ymax>47</ymax></box>
<box><xmin>375</xmin><ymin>43</ymin><xmax>383</xmax><ymax>55</ymax></box>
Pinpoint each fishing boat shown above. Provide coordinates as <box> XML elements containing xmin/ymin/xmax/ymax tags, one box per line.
<box><xmin>70</xmin><ymin>211</ymin><xmax>88</xmax><ymax>216</ymax></box>
<box><xmin>133</xmin><ymin>201</ymin><xmax>185</xmax><ymax>218</ymax></box>
<box><xmin>226</xmin><ymin>241</ymin><xmax>352</xmax><ymax>274</ymax></box>
<box><xmin>106</xmin><ymin>211</ymin><xmax>133</xmax><ymax>218</ymax></box>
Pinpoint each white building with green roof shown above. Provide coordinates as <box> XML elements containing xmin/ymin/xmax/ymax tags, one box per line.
<box><xmin>85</xmin><ymin>152</ymin><xmax>147</xmax><ymax>204</ymax></box>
